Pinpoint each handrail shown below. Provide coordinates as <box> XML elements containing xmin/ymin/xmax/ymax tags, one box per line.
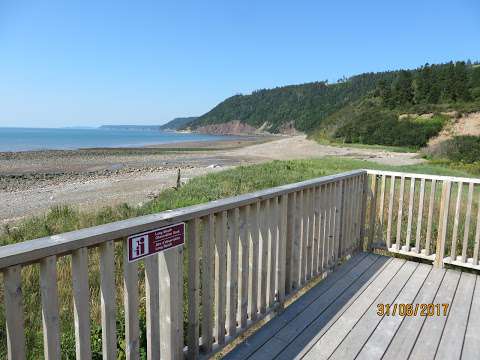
<box><xmin>366</xmin><ymin>169</ymin><xmax>480</xmax><ymax>185</ymax></box>
<box><xmin>0</xmin><ymin>169</ymin><xmax>368</xmax><ymax>359</ymax></box>
<box><xmin>0</xmin><ymin>169</ymin><xmax>365</xmax><ymax>270</ymax></box>
<box><xmin>365</xmin><ymin>169</ymin><xmax>480</xmax><ymax>271</ymax></box>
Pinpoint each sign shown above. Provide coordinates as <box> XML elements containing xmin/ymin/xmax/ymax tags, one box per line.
<box><xmin>127</xmin><ymin>223</ymin><xmax>185</xmax><ymax>262</ymax></box>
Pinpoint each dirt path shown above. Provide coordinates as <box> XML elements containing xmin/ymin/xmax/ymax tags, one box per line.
<box><xmin>0</xmin><ymin>136</ymin><xmax>421</xmax><ymax>224</ymax></box>
<box><xmin>226</xmin><ymin>136</ymin><xmax>423</xmax><ymax>166</ymax></box>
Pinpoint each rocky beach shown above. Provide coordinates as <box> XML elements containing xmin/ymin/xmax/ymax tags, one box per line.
<box><xmin>0</xmin><ymin>136</ymin><xmax>422</xmax><ymax>224</ymax></box>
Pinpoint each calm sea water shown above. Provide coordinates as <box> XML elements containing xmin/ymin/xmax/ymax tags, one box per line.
<box><xmin>0</xmin><ymin>127</ymin><xmax>231</xmax><ymax>152</ymax></box>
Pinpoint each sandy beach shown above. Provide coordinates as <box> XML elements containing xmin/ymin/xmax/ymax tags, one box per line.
<box><xmin>0</xmin><ymin>136</ymin><xmax>422</xmax><ymax>224</ymax></box>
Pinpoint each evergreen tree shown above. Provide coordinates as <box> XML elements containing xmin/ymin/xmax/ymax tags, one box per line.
<box><xmin>393</xmin><ymin>70</ymin><xmax>414</xmax><ymax>106</ymax></box>
<box><xmin>414</xmin><ymin>64</ymin><xmax>432</xmax><ymax>104</ymax></box>
<box><xmin>454</xmin><ymin>61</ymin><xmax>471</xmax><ymax>101</ymax></box>
<box><xmin>443</xmin><ymin>62</ymin><xmax>457</xmax><ymax>101</ymax></box>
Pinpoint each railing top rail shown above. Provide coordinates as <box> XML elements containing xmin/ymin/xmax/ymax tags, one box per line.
<box><xmin>366</xmin><ymin>169</ymin><xmax>480</xmax><ymax>185</ymax></box>
<box><xmin>0</xmin><ymin>169</ymin><xmax>365</xmax><ymax>269</ymax></box>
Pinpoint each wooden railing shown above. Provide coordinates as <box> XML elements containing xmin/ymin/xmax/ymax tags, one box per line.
<box><xmin>366</xmin><ymin>170</ymin><xmax>480</xmax><ymax>270</ymax></box>
<box><xmin>0</xmin><ymin>170</ymin><xmax>366</xmax><ymax>359</ymax></box>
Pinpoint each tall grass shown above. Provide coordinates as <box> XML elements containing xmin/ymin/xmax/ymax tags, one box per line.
<box><xmin>0</xmin><ymin>158</ymin><xmax>476</xmax><ymax>358</ymax></box>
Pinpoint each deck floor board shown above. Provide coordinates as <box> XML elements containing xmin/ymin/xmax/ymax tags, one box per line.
<box><xmin>224</xmin><ymin>253</ymin><xmax>480</xmax><ymax>360</ymax></box>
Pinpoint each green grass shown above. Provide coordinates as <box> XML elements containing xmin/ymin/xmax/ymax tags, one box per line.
<box><xmin>311</xmin><ymin>136</ymin><xmax>419</xmax><ymax>153</ymax></box>
<box><xmin>0</xmin><ymin>157</ymin><xmax>477</xmax><ymax>359</ymax></box>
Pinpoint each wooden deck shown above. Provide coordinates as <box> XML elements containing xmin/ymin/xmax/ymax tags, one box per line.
<box><xmin>225</xmin><ymin>252</ymin><xmax>480</xmax><ymax>360</ymax></box>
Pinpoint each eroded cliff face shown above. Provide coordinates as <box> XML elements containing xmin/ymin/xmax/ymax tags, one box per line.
<box><xmin>193</xmin><ymin>120</ymin><xmax>301</xmax><ymax>135</ymax></box>
<box><xmin>194</xmin><ymin>120</ymin><xmax>259</xmax><ymax>135</ymax></box>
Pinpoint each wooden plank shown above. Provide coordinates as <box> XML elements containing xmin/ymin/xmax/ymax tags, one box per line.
<box><xmin>450</xmin><ymin>182</ymin><xmax>463</xmax><ymax>259</ymax></box>
<box><xmin>99</xmin><ymin>240</ymin><xmax>117</xmax><ymax>360</ymax></box>
<box><xmin>214</xmin><ymin>211</ymin><xmax>227</xmax><ymax>345</ymax></box>
<box><xmin>435</xmin><ymin>181</ymin><xmax>451</xmax><ymax>267</ymax></box>
<box><xmin>350</xmin><ymin>177</ymin><xmax>358</xmax><ymax>251</ymax></box>
<box><xmin>312</xmin><ymin>187</ymin><xmax>320</xmax><ymax>274</ymax></box>
<box><xmin>359</xmin><ymin>173</ymin><xmax>369</xmax><ymax>248</ymax></box>
<box><xmin>292</xmin><ymin>191</ymin><xmax>302</xmax><ymax>289</ymax></box>
<box><xmin>71</xmin><ymin>247</ymin><xmax>92</xmax><ymax>360</ymax></box>
<box><xmin>436</xmin><ymin>272</ymin><xmax>476</xmax><ymax>360</ymax></box>
<box><xmin>408</xmin><ymin>270</ymin><xmax>461</xmax><ymax>360</ymax></box>
<box><xmin>334</xmin><ymin>181</ymin><xmax>344</xmax><ymax>259</ymax></box>
<box><xmin>0</xmin><ymin>170</ymin><xmax>366</xmax><ymax>270</ymax></box>
<box><xmin>367</xmin><ymin>169</ymin><xmax>480</xmax><ymax>184</ymax></box>
<box><xmin>255</xmin><ymin>254</ymin><xmax>383</xmax><ymax>359</ymax></box>
<box><xmin>159</xmin><ymin>246</ymin><xmax>184</xmax><ymax>359</ymax></box>
<box><xmin>353</xmin><ymin>177</ymin><xmax>361</xmax><ymax>249</ymax></box>
<box><xmin>302</xmin><ymin>258</ymin><xmax>405</xmax><ymax>360</ymax></box>
<box><xmin>379</xmin><ymin>175</ymin><xmax>387</xmax><ymax>230</ymax></box>
<box><xmin>405</xmin><ymin>177</ymin><xmax>416</xmax><ymax>251</ymax></box>
<box><xmin>3</xmin><ymin>265</ymin><xmax>26</xmax><ymax>360</ymax></box>
<box><xmin>225</xmin><ymin>253</ymin><xmax>371</xmax><ymax>360</ymax></box>
<box><xmin>342</xmin><ymin>180</ymin><xmax>350</xmax><ymax>256</ymax></box>
<box><xmin>285</xmin><ymin>193</ymin><xmax>295</xmax><ymax>294</ymax></box>
<box><xmin>201</xmin><ymin>214</ymin><xmax>215</xmax><ymax>353</ymax></box>
<box><xmin>415</xmin><ymin>178</ymin><xmax>426</xmax><ymax>253</ymax></box>
<box><xmin>368</xmin><ymin>175</ymin><xmax>378</xmax><ymax>247</ymax></box>
<box><xmin>123</xmin><ymin>241</ymin><xmax>139</xmax><ymax>360</ymax></box>
<box><xmin>425</xmin><ymin>179</ymin><xmax>437</xmax><ymax>255</ymax></box>
<box><xmin>238</xmin><ymin>206</ymin><xmax>250</xmax><ymax>329</ymax></box>
<box><xmin>462</xmin><ymin>183</ymin><xmax>474</xmax><ymax>262</ymax></box>
<box><xmin>350</xmin><ymin>263</ymin><xmax>431</xmax><ymax>360</ymax></box>
<box><xmin>259</xmin><ymin>200</ymin><xmax>269</xmax><ymax>313</ymax></box>
<box><xmin>187</xmin><ymin>218</ymin><xmax>200</xmax><ymax>358</ymax></box>
<box><xmin>319</xmin><ymin>186</ymin><xmax>327</xmax><ymax>272</ymax></box>
<box><xmin>462</xmin><ymin>276</ymin><xmax>480</xmax><ymax>359</ymax></box>
<box><xmin>278</xmin><ymin>255</ymin><xmax>393</xmax><ymax>360</ymax></box>
<box><xmin>386</xmin><ymin>175</ymin><xmax>396</xmax><ymax>248</ymax></box>
<box><xmin>145</xmin><ymin>254</ymin><xmax>160</xmax><ymax>360</ymax></box>
<box><xmin>395</xmin><ymin>176</ymin><xmax>405</xmax><ymax>249</ymax></box>
<box><xmin>330</xmin><ymin>261</ymin><xmax>421</xmax><ymax>360</ymax></box>
<box><xmin>305</xmin><ymin>259</ymin><xmax>405</xmax><ymax>359</ymax></box>
<box><xmin>353</xmin><ymin>176</ymin><xmax>362</xmax><ymax>249</ymax></box>
<box><xmin>382</xmin><ymin>266</ymin><xmax>445</xmax><ymax>360</ymax></box>
<box><xmin>306</xmin><ymin>188</ymin><xmax>315</xmax><ymax>279</ymax></box>
<box><xmin>39</xmin><ymin>255</ymin><xmax>61</xmax><ymax>360</ymax></box>
<box><xmin>248</xmin><ymin>202</ymin><xmax>260</xmax><ymax>321</ymax></box>
<box><xmin>268</xmin><ymin>197</ymin><xmax>278</xmax><ymax>307</ymax></box>
<box><xmin>277</xmin><ymin>194</ymin><xmax>288</xmax><ymax>304</ymax></box>
<box><xmin>301</xmin><ymin>189</ymin><xmax>308</xmax><ymax>282</ymax></box>
<box><xmin>326</xmin><ymin>183</ymin><xmax>334</xmax><ymax>268</ymax></box>
<box><xmin>226</xmin><ymin>208</ymin><xmax>239</xmax><ymax>336</ymax></box>
<box><xmin>280</xmin><ymin>266</ymin><xmax>396</xmax><ymax>360</ymax></box>
<box><xmin>473</xmin><ymin>190</ymin><xmax>480</xmax><ymax>265</ymax></box>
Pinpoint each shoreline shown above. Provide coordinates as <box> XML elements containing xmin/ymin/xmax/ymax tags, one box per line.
<box><xmin>0</xmin><ymin>135</ymin><xmax>421</xmax><ymax>225</ymax></box>
<box><xmin>0</xmin><ymin>132</ymin><xmax>272</xmax><ymax>154</ymax></box>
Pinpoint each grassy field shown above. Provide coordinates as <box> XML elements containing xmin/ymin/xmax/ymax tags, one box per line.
<box><xmin>0</xmin><ymin>158</ymin><xmax>476</xmax><ymax>359</ymax></box>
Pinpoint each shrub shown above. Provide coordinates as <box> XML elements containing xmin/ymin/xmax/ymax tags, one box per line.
<box><xmin>433</xmin><ymin>136</ymin><xmax>480</xmax><ymax>164</ymax></box>
<box><xmin>334</xmin><ymin>109</ymin><xmax>446</xmax><ymax>148</ymax></box>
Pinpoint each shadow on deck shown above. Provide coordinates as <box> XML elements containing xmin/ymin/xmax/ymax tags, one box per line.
<box><xmin>225</xmin><ymin>252</ymin><xmax>480</xmax><ymax>360</ymax></box>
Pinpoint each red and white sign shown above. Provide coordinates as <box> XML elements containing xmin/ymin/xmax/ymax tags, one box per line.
<box><xmin>127</xmin><ymin>223</ymin><xmax>185</xmax><ymax>262</ymax></box>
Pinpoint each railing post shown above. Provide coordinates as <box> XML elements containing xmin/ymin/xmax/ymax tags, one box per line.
<box><xmin>278</xmin><ymin>194</ymin><xmax>288</xmax><ymax>305</ymax></box>
<box><xmin>337</xmin><ymin>179</ymin><xmax>346</xmax><ymax>262</ymax></box>
<box><xmin>159</xmin><ymin>246</ymin><xmax>184</xmax><ymax>359</ymax></box>
<box><xmin>368</xmin><ymin>174</ymin><xmax>379</xmax><ymax>250</ymax></box>
<box><xmin>434</xmin><ymin>181</ymin><xmax>451</xmax><ymax>268</ymax></box>
<box><xmin>359</xmin><ymin>172</ymin><xmax>369</xmax><ymax>251</ymax></box>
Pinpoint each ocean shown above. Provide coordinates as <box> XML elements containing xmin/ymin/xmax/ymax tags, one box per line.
<box><xmin>0</xmin><ymin>127</ymin><xmax>231</xmax><ymax>152</ymax></box>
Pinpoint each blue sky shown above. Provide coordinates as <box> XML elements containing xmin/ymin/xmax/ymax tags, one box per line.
<box><xmin>0</xmin><ymin>0</ymin><xmax>479</xmax><ymax>128</ymax></box>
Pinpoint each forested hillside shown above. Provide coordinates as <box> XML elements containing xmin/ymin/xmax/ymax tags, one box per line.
<box><xmin>186</xmin><ymin>61</ymin><xmax>480</xmax><ymax>148</ymax></box>
<box><xmin>159</xmin><ymin>116</ymin><xmax>198</xmax><ymax>130</ymax></box>
<box><xmin>189</xmin><ymin>72</ymin><xmax>395</xmax><ymax>133</ymax></box>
